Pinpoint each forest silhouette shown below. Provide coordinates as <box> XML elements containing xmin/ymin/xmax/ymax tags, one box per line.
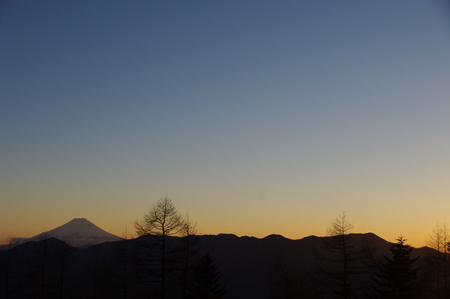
<box><xmin>1</xmin><ymin>197</ymin><xmax>449</xmax><ymax>299</ymax></box>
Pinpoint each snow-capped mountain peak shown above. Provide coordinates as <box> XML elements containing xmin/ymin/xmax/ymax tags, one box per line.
<box><xmin>25</xmin><ymin>218</ymin><xmax>121</xmax><ymax>247</ymax></box>
<box><xmin>44</xmin><ymin>218</ymin><xmax>119</xmax><ymax>240</ymax></box>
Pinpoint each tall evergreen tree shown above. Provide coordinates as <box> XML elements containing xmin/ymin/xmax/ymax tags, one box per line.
<box><xmin>372</xmin><ymin>236</ymin><xmax>421</xmax><ymax>299</ymax></box>
<box><xmin>188</xmin><ymin>253</ymin><xmax>226</xmax><ymax>299</ymax></box>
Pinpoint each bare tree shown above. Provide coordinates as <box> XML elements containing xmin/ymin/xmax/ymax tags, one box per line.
<box><xmin>326</xmin><ymin>212</ymin><xmax>354</xmax><ymax>238</ymax></box>
<box><xmin>315</xmin><ymin>212</ymin><xmax>362</xmax><ymax>298</ymax></box>
<box><xmin>134</xmin><ymin>196</ymin><xmax>183</xmax><ymax>299</ymax></box>
<box><xmin>424</xmin><ymin>222</ymin><xmax>450</xmax><ymax>298</ymax></box>
<box><xmin>177</xmin><ymin>214</ymin><xmax>199</xmax><ymax>299</ymax></box>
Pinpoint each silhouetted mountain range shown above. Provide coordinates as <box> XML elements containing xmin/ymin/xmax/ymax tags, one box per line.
<box><xmin>0</xmin><ymin>219</ymin><xmax>434</xmax><ymax>298</ymax></box>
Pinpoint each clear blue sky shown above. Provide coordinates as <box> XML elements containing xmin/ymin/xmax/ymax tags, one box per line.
<box><xmin>1</xmin><ymin>1</ymin><xmax>450</xmax><ymax>246</ymax></box>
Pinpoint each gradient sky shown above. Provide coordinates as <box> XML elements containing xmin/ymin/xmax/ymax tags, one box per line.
<box><xmin>1</xmin><ymin>1</ymin><xmax>450</xmax><ymax>247</ymax></box>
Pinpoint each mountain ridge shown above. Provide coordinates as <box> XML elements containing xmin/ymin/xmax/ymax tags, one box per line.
<box><xmin>1</xmin><ymin>230</ymin><xmax>433</xmax><ymax>298</ymax></box>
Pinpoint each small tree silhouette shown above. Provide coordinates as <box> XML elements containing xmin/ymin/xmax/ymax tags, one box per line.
<box><xmin>188</xmin><ymin>252</ymin><xmax>226</xmax><ymax>299</ymax></box>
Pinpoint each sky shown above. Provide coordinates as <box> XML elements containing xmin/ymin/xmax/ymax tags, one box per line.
<box><xmin>1</xmin><ymin>1</ymin><xmax>450</xmax><ymax>247</ymax></box>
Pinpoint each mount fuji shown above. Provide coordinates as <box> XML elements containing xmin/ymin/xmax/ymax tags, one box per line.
<box><xmin>18</xmin><ymin>218</ymin><xmax>121</xmax><ymax>247</ymax></box>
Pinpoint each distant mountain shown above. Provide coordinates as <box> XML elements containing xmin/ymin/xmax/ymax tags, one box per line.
<box><xmin>13</xmin><ymin>218</ymin><xmax>121</xmax><ymax>247</ymax></box>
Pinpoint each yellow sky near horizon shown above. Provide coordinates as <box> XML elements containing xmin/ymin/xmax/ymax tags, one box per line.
<box><xmin>1</xmin><ymin>199</ymin><xmax>444</xmax><ymax>248</ymax></box>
